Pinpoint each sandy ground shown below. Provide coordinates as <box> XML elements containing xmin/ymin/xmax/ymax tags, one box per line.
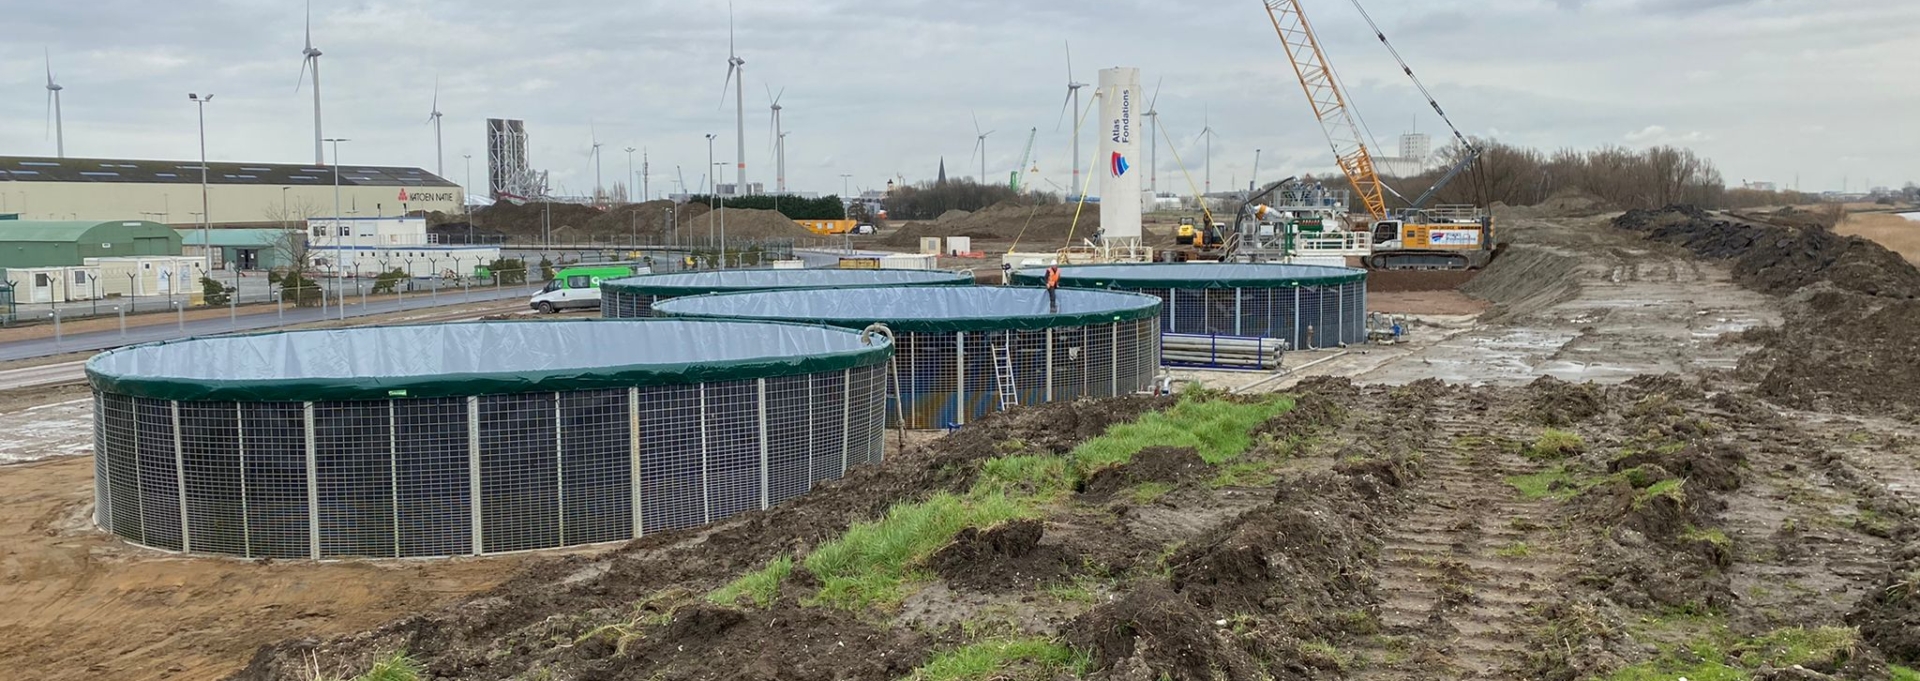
<box><xmin>1839</xmin><ymin>212</ymin><xmax>1920</xmax><ymax>264</ymax></box>
<box><xmin>0</xmin><ymin>456</ymin><xmax>553</xmax><ymax>681</ymax></box>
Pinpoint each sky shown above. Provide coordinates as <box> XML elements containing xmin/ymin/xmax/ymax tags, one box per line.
<box><xmin>0</xmin><ymin>0</ymin><xmax>1914</xmax><ymax>199</ymax></box>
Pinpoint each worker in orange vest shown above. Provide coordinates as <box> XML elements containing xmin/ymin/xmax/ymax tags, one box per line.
<box><xmin>1045</xmin><ymin>264</ymin><xmax>1062</xmax><ymax>312</ymax></box>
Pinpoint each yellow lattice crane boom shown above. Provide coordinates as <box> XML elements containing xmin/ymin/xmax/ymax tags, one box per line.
<box><xmin>1261</xmin><ymin>0</ymin><xmax>1389</xmax><ymax>220</ymax></box>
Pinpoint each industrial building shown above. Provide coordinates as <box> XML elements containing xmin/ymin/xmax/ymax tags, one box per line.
<box><xmin>179</xmin><ymin>228</ymin><xmax>301</xmax><ymax>271</ymax></box>
<box><xmin>653</xmin><ymin>286</ymin><xmax>1162</xmax><ymax>429</ymax></box>
<box><xmin>0</xmin><ymin>155</ymin><xmax>460</xmax><ymax>225</ymax></box>
<box><xmin>1011</xmin><ymin>263</ymin><xmax>1369</xmax><ymax>351</ymax></box>
<box><xmin>306</xmin><ymin>217</ymin><xmax>500</xmax><ymax>278</ymax></box>
<box><xmin>0</xmin><ymin>219</ymin><xmax>181</xmax><ymax>269</ymax></box>
<box><xmin>600</xmin><ymin>268</ymin><xmax>975</xmax><ymax>318</ymax></box>
<box><xmin>85</xmin><ymin>320</ymin><xmax>892</xmax><ymax>559</ymax></box>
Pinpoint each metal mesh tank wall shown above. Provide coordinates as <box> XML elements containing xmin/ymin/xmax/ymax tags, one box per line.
<box><xmin>601</xmin><ymin>268</ymin><xmax>975</xmax><ymax>318</ymax></box>
<box><xmin>653</xmin><ymin>287</ymin><xmax>1163</xmax><ymax>429</ymax></box>
<box><xmin>85</xmin><ymin>320</ymin><xmax>890</xmax><ymax>559</ymax></box>
<box><xmin>1010</xmin><ymin>263</ymin><xmax>1369</xmax><ymax>350</ymax></box>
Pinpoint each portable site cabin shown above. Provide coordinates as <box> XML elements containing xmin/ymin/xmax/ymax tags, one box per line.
<box><xmin>0</xmin><ymin>264</ymin><xmax>103</xmax><ymax>303</ymax></box>
<box><xmin>84</xmin><ymin>256</ymin><xmax>207</xmax><ymax>298</ymax></box>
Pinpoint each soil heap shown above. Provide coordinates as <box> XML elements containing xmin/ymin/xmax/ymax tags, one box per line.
<box><xmin>882</xmin><ymin>200</ymin><xmax>1101</xmax><ymax>249</ymax></box>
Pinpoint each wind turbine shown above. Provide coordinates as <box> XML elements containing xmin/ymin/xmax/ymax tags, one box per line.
<box><xmin>1197</xmin><ymin>106</ymin><xmax>1218</xmax><ymax>197</ymax></box>
<box><xmin>426</xmin><ymin>77</ymin><xmax>444</xmax><ymax>177</ymax></box>
<box><xmin>720</xmin><ymin>2</ymin><xmax>747</xmax><ymax>194</ymax></box>
<box><xmin>296</xmin><ymin>0</ymin><xmax>325</xmax><ymax>165</ymax></box>
<box><xmin>766</xmin><ymin>85</ymin><xmax>786</xmax><ymax>194</ymax></box>
<box><xmin>1143</xmin><ymin>78</ymin><xmax>1162</xmax><ymax>196</ymax></box>
<box><xmin>1054</xmin><ymin>42</ymin><xmax>1089</xmax><ymax>196</ymax></box>
<box><xmin>587</xmin><ymin>122</ymin><xmax>605</xmax><ymax>204</ymax></box>
<box><xmin>971</xmin><ymin>112</ymin><xmax>995</xmax><ymax>185</ymax></box>
<box><xmin>44</xmin><ymin>49</ymin><xmax>64</xmax><ymax>158</ymax></box>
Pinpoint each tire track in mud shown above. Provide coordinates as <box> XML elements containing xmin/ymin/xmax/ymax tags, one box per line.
<box><xmin>1350</xmin><ymin>407</ymin><xmax>1569</xmax><ymax>680</ymax></box>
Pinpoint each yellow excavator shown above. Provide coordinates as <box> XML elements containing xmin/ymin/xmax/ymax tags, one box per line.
<box><xmin>1259</xmin><ymin>0</ymin><xmax>1495</xmax><ymax>270</ymax></box>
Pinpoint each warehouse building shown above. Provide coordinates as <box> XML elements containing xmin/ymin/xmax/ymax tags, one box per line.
<box><xmin>0</xmin><ymin>155</ymin><xmax>460</xmax><ymax>225</ymax></box>
<box><xmin>0</xmin><ymin>219</ymin><xmax>181</xmax><ymax>269</ymax></box>
<box><xmin>179</xmin><ymin>228</ymin><xmax>301</xmax><ymax>271</ymax></box>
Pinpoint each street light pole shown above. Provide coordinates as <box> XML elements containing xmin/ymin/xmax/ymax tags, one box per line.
<box><xmin>188</xmin><ymin>93</ymin><xmax>214</xmax><ymax>275</ymax></box>
<box><xmin>840</xmin><ymin>173</ymin><xmax>852</xmax><ymax>198</ymax></box>
<box><xmin>705</xmin><ymin>134</ymin><xmax>717</xmax><ymax>249</ymax></box>
<box><xmin>462</xmin><ymin>153</ymin><xmax>472</xmax><ymax>216</ymax></box>
<box><xmin>325</xmin><ymin>137</ymin><xmax>349</xmax><ymax>321</ymax></box>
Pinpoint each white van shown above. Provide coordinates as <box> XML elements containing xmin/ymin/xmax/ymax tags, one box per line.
<box><xmin>529</xmin><ymin>263</ymin><xmax>650</xmax><ymax>314</ymax></box>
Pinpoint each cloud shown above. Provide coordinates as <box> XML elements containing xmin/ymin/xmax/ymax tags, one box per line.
<box><xmin>1623</xmin><ymin>125</ymin><xmax>1710</xmax><ymax>145</ymax></box>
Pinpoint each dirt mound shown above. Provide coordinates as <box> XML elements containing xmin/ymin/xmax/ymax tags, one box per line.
<box><xmin>1168</xmin><ymin>472</ymin><xmax>1385</xmax><ymax>616</ymax></box>
<box><xmin>1080</xmin><ymin>446</ymin><xmax>1211</xmax><ymax>502</ymax></box>
<box><xmin>1851</xmin><ymin>540</ymin><xmax>1920</xmax><ymax>663</ymax></box>
<box><xmin>1063</xmin><ymin>584</ymin><xmax>1263</xmax><ymax>681</ymax></box>
<box><xmin>880</xmin><ymin>200</ymin><xmax>1099</xmax><ymax>248</ymax></box>
<box><xmin>925</xmin><ymin>519</ymin><xmax>1079</xmax><ymax>592</ymax></box>
<box><xmin>472</xmin><ymin>201</ymin><xmax>607</xmax><ymax>239</ymax></box>
<box><xmin>1748</xmin><ymin>291</ymin><xmax>1920</xmax><ymax>420</ymax></box>
<box><xmin>1252</xmin><ymin>391</ymin><xmax>1348</xmax><ymax>442</ymax></box>
<box><xmin>935</xmin><ymin>209</ymin><xmax>971</xmax><ymax>223</ymax></box>
<box><xmin>1460</xmin><ymin>245</ymin><xmax>1586</xmax><ymax>321</ymax></box>
<box><xmin>1526</xmin><ymin>376</ymin><xmax>1606</xmax><ymax>427</ymax></box>
<box><xmin>1614</xmin><ymin>205</ymin><xmax>1920</xmax><ymax>299</ymax></box>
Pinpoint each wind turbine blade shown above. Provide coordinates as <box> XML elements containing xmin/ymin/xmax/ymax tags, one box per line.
<box><xmin>719</xmin><ymin>65</ymin><xmax>735</xmax><ymax>109</ymax></box>
<box><xmin>1149</xmin><ymin>77</ymin><xmax>1163</xmax><ymax>110</ymax></box>
<box><xmin>44</xmin><ymin>47</ymin><xmax>53</xmax><ymax>85</ymax></box>
<box><xmin>774</xmin><ymin>87</ymin><xmax>784</xmax><ymax>105</ymax></box>
<box><xmin>728</xmin><ymin>0</ymin><xmax>736</xmax><ymax>57</ymax></box>
<box><xmin>296</xmin><ymin>57</ymin><xmax>311</xmax><ymax>93</ymax></box>
<box><xmin>765</xmin><ymin>82</ymin><xmax>774</xmax><ymax>104</ymax></box>
<box><xmin>1064</xmin><ymin>41</ymin><xmax>1074</xmax><ymax>82</ymax></box>
<box><xmin>304</xmin><ymin>0</ymin><xmax>313</xmax><ymax>50</ymax></box>
<box><xmin>1054</xmin><ymin>92</ymin><xmax>1074</xmax><ymax>132</ymax></box>
<box><xmin>46</xmin><ymin>89</ymin><xmax>53</xmax><ymax>140</ymax></box>
<box><xmin>972</xmin><ymin>111</ymin><xmax>982</xmax><ymax>137</ymax></box>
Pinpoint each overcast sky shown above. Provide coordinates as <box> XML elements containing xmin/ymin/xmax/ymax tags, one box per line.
<box><xmin>1</xmin><ymin>0</ymin><xmax>1913</xmax><ymax>198</ymax></box>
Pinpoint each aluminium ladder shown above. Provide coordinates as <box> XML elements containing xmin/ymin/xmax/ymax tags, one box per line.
<box><xmin>991</xmin><ymin>341</ymin><xmax>1018</xmax><ymax>412</ymax></box>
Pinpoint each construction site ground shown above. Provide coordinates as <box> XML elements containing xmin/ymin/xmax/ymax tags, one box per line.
<box><xmin>2</xmin><ymin>205</ymin><xmax>1918</xmax><ymax>680</ymax></box>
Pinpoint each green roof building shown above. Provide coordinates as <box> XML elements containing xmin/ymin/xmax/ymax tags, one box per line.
<box><xmin>0</xmin><ymin>220</ymin><xmax>181</xmax><ymax>270</ymax></box>
<box><xmin>178</xmin><ymin>228</ymin><xmax>302</xmax><ymax>271</ymax></box>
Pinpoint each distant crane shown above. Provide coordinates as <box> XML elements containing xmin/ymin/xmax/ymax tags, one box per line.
<box><xmin>1010</xmin><ymin>128</ymin><xmax>1038</xmax><ymax>192</ymax></box>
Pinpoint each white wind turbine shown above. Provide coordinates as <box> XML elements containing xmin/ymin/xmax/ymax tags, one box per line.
<box><xmin>588</xmin><ymin>122</ymin><xmax>605</xmax><ymax>204</ymax></box>
<box><xmin>766</xmin><ymin>85</ymin><xmax>787</xmax><ymax>194</ymax></box>
<box><xmin>295</xmin><ymin>0</ymin><xmax>326</xmax><ymax>165</ymax></box>
<box><xmin>971</xmin><ymin>112</ymin><xmax>994</xmax><ymax>185</ymax></box>
<box><xmin>426</xmin><ymin>78</ymin><xmax>444</xmax><ymax>177</ymax></box>
<box><xmin>1055</xmin><ymin>42</ymin><xmax>1089</xmax><ymax>196</ymax></box>
<box><xmin>44</xmin><ymin>48</ymin><xmax>64</xmax><ymax>158</ymax></box>
<box><xmin>1198</xmin><ymin>105</ymin><xmax>1219</xmax><ymax>197</ymax></box>
<box><xmin>1143</xmin><ymin>78</ymin><xmax>1162</xmax><ymax>196</ymax></box>
<box><xmin>720</xmin><ymin>2</ymin><xmax>747</xmax><ymax>194</ymax></box>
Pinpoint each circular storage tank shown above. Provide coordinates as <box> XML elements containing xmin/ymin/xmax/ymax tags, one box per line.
<box><xmin>85</xmin><ymin>320</ymin><xmax>892</xmax><ymax>559</ymax></box>
<box><xmin>601</xmin><ymin>268</ymin><xmax>976</xmax><ymax>318</ymax></box>
<box><xmin>1010</xmin><ymin>263</ymin><xmax>1367</xmax><ymax>350</ymax></box>
<box><xmin>653</xmin><ymin>286</ymin><xmax>1162</xmax><ymax>429</ymax></box>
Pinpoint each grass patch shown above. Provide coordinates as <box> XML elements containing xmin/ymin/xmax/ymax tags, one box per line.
<box><xmin>1297</xmin><ymin>639</ymin><xmax>1356</xmax><ymax>671</ymax></box>
<box><xmin>707</xmin><ymin>555</ymin><xmax>793</xmax><ymax>609</ymax></box>
<box><xmin>1211</xmin><ymin>460</ymin><xmax>1280</xmax><ymax>488</ymax></box>
<box><xmin>1505</xmin><ymin>466</ymin><xmax>1585</xmax><ymax>500</ymax></box>
<box><xmin>1634</xmin><ymin>478</ymin><xmax>1686</xmax><ymax>509</ymax></box>
<box><xmin>907</xmin><ymin>637</ymin><xmax>1088</xmax><ymax>681</ymax></box>
<box><xmin>1891</xmin><ymin>665</ymin><xmax>1919</xmax><ymax>681</ymax></box>
<box><xmin>1128</xmin><ymin>482</ymin><xmax>1173</xmax><ymax>504</ymax></box>
<box><xmin>1682</xmin><ymin>527</ymin><xmax>1731</xmax><ymax>548</ymax></box>
<box><xmin>1606</xmin><ymin>616</ymin><xmax>1859</xmax><ymax>681</ymax></box>
<box><xmin>1526</xmin><ymin>428</ymin><xmax>1587</xmax><ymax>460</ymax></box>
<box><xmin>1070</xmin><ymin>394</ymin><xmax>1293</xmax><ymax>470</ymax></box>
<box><xmin>1495</xmin><ymin>542</ymin><xmax>1532</xmax><ymax>558</ymax></box>
<box><xmin>975</xmin><ymin>454</ymin><xmax>1077</xmax><ymax>499</ymax></box>
<box><xmin>1042</xmin><ymin>574</ymin><xmax>1104</xmax><ymax>604</ymax></box>
<box><xmin>804</xmin><ymin>492</ymin><xmax>1031</xmax><ymax>611</ymax></box>
<box><xmin>308</xmin><ymin>651</ymin><xmax>424</xmax><ymax>681</ymax></box>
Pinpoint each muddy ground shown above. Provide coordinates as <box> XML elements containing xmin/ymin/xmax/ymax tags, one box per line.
<box><xmin>4</xmin><ymin>201</ymin><xmax>1920</xmax><ymax>680</ymax></box>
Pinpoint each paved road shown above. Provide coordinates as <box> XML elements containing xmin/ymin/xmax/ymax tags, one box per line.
<box><xmin>0</xmin><ymin>284</ymin><xmax>540</xmax><ymax>363</ymax></box>
<box><xmin>0</xmin><ymin>361</ymin><xmax>88</xmax><ymax>391</ymax></box>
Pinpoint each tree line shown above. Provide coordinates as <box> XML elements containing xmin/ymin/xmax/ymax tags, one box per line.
<box><xmin>683</xmin><ymin>194</ymin><xmax>847</xmax><ymax>220</ymax></box>
<box><xmin>1385</xmin><ymin>141</ymin><xmax>1814</xmax><ymax>211</ymax></box>
<box><xmin>881</xmin><ymin>179</ymin><xmax>1061</xmax><ymax>220</ymax></box>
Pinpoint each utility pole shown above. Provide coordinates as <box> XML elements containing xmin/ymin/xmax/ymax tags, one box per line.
<box><xmin>642</xmin><ymin>148</ymin><xmax>650</xmax><ymax>203</ymax></box>
<box><xmin>189</xmin><ymin>94</ymin><xmax>214</xmax><ymax>275</ymax></box>
<box><xmin>841</xmin><ymin>173</ymin><xmax>852</xmax><ymax>198</ymax></box>
<box><xmin>325</xmin><ymin>137</ymin><xmax>349</xmax><ymax>321</ymax></box>
<box><xmin>463</xmin><ymin>153</ymin><xmax>472</xmax><ymax>215</ymax></box>
<box><xmin>706</xmin><ymin>134</ymin><xmax>717</xmax><ymax>248</ymax></box>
